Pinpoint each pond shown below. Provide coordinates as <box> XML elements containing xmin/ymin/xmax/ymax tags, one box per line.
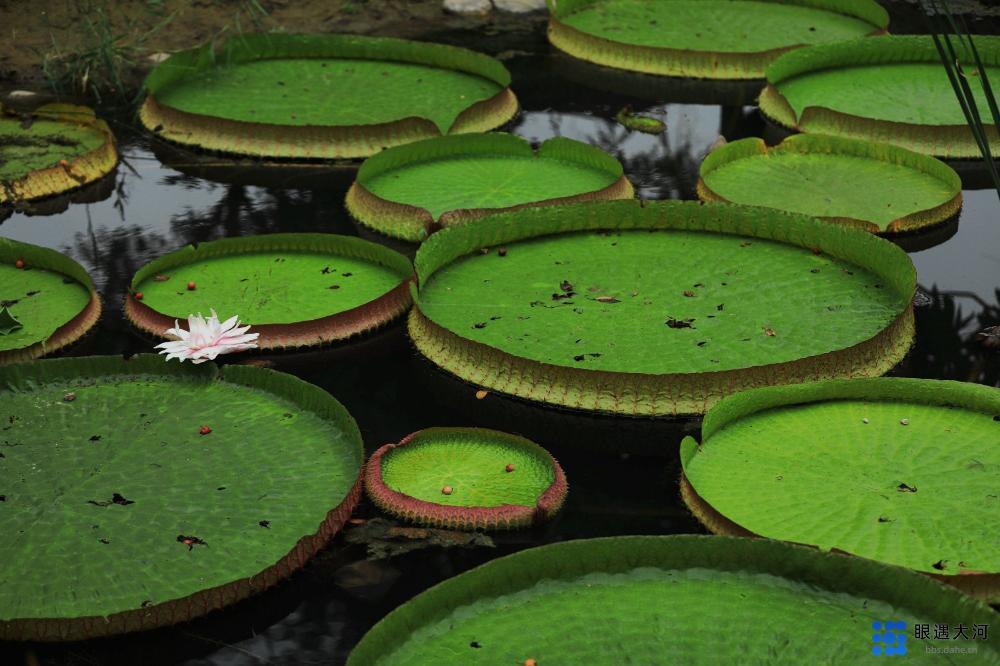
<box><xmin>1</xmin><ymin>17</ymin><xmax>999</xmax><ymax>666</ymax></box>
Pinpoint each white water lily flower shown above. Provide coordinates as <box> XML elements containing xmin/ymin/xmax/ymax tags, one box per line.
<box><xmin>155</xmin><ymin>310</ymin><xmax>259</xmax><ymax>364</ymax></box>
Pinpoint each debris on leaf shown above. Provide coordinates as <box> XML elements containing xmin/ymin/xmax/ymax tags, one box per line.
<box><xmin>896</xmin><ymin>482</ymin><xmax>917</xmax><ymax>493</ymax></box>
<box><xmin>666</xmin><ymin>317</ymin><xmax>695</xmax><ymax>329</ymax></box>
<box><xmin>0</xmin><ymin>306</ymin><xmax>23</xmax><ymax>335</ymax></box>
<box><xmin>614</xmin><ymin>105</ymin><xmax>665</xmax><ymax>134</ymax></box>
<box><xmin>763</xmin><ymin>327</ymin><xmax>776</xmax><ymax>337</ymax></box>
<box><xmin>595</xmin><ymin>296</ymin><xmax>620</xmax><ymax>303</ymax></box>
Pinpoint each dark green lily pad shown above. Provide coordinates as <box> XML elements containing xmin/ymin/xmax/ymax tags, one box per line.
<box><xmin>548</xmin><ymin>0</ymin><xmax>888</xmax><ymax>79</ymax></box>
<box><xmin>348</xmin><ymin>535</ymin><xmax>1000</xmax><ymax>664</ymax></box>
<box><xmin>0</xmin><ymin>237</ymin><xmax>101</xmax><ymax>365</ymax></box>
<box><xmin>410</xmin><ymin>200</ymin><xmax>915</xmax><ymax>416</ymax></box>
<box><xmin>126</xmin><ymin>233</ymin><xmax>413</xmax><ymax>351</ymax></box>
<box><xmin>0</xmin><ymin>355</ymin><xmax>364</xmax><ymax>641</ymax></box>
<box><xmin>141</xmin><ymin>34</ymin><xmax>517</xmax><ymax>159</ymax></box>
<box><xmin>681</xmin><ymin>378</ymin><xmax>1000</xmax><ymax>601</ymax></box>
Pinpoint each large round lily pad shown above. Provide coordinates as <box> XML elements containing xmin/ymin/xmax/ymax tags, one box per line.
<box><xmin>0</xmin><ymin>102</ymin><xmax>117</xmax><ymax>204</ymax></box>
<box><xmin>348</xmin><ymin>535</ymin><xmax>1000</xmax><ymax>664</ymax></box>
<box><xmin>365</xmin><ymin>427</ymin><xmax>567</xmax><ymax>530</ymax></box>
<box><xmin>547</xmin><ymin>0</ymin><xmax>888</xmax><ymax>80</ymax></box>
<box><xmin>140</xmin><ymin>33</ymin><xmax>518</xmax><ymax>160</ymax></box>
<box><xmin>698</xmin><ymin>135</ymin><xmax>962</xmax><ymax>234</ymax></box>
<box><xmin>0</xmin><ymin>355</ymin><xmax>365</xmax><ymax>640</ymax></box>
<box><xmin>0</xmin><ymin>237</ymin><xmax>101</xmax><ymax>365</ymax></box>
<box><xmin>126</xmin><ymin>233</ymin><xmax>414</xmax><ymax>351</ymax></box>
<box><xmin>760</xmin><ymin>35</ymin><xmax>1000</xmax><ymax>158</ymax></box>
<box><xmin>409</xmin><ymin>200</ymin><xmax>915</xmax><ymax>417</ymax></box>
<box><xmin>346</xmin><ymin>133</ymin><xmax>634</xmax><ymax>241</ymax></box>
<box><xmin>680</xmin><ymin>378</ymin><xmax>1000</xmax><ymax>602</ymax></box>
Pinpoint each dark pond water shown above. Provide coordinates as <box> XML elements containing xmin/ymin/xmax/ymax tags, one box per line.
<box><xmin>2</xmin><ymin>24</ymin><xmax>999</xmax><ymax>666</ymax></box>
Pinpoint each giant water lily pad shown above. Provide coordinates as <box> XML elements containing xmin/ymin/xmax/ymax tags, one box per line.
<box><xmin>409</xmin><ymin>200</ymin><xmax>915</xmax><ymax>417</ymax></box>
<box><xmin>348</xmin><ymin>535</ymin><xmax>1000</xmax><ymax>664</ymax></box>
<box><xmin>0</xmin><ymin>355</ymin><xmax>365</xmax><ymax>640</ymax></box>
<box><xmin>126</xmin><ymin>233</ymin><xmax>413</xmax><ymax>351</ymax></box>
<box><xmin>140</xmin><ymin>34</ymin><xmax>518</xmax><ymax>160</ymax></box>
<box><xmin>698</xmin><ymin>135</ymin><xmax>962</xmax><ymax>234</ymax></box>
<box><xmin>680</xmin><ymin>378</ymin><xmax>1000</xmax><ymax>602</ymax></box>
<box><xmin>346</xmin><ymin>133</ymin><xmax>633</xmax><ymax>241</ymax></box>
<box><xmin>761</xmin><ymin>35</ymin><xmax>1000</xmax><ymax>158</ymax></box>
<box><xmin>0</xmin><ymin>237</ymin><xmax>101</xmax><ymax>365</ymax></box>
<box><xmin>547</xmin><ymin>0</ymin><xmax>888</xmax><ymax>80</ymax></box>
<box><xmin>0</xmin><ymin>102</ymin><xmax>117</xmax><ymax>204</ymax></box>
<box><xmin>365</xmin><ymin>427</ymin><xmax>567</xmax><ymax>530</ymax></box>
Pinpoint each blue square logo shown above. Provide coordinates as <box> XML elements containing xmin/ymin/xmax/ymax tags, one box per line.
<box><xmin>872</xmin><ymin>620</ymin><xmax>908</xmax><ymax>656</ymax></box>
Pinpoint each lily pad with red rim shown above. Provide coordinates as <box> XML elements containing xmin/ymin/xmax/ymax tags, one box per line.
<box><xmin>125</xmin><ymin>233</ymin><xmax>414</xmax><ymax>351</ymax></box>
<box><xmin>760</xmin><ymin>35</ymin><xmax>1000</xmax><ymax>158</ymax></box>
<box><xmin>0</xmin><ymin>237</ymin><xmax>101</xmax><ymax>365</ymax></box>
<box><xmin>0</xmin><ymin>102</ymin><xmax>117</xmax><ymax>205</ymax></box>
<box><xmin>347</xmin><ymin>535</ymin><xmax>1000</xmax><ymax>664</ymax></box>
<box><xmin>546</xmin><ymin>0</ymin><xmax>888</xmax><ymax>80</ymax></box>
<box><xmin>365</xmin><ymin>427</ymin><xmax>567</xmax><ymax>530</ymax></box>
<box><xmin>698</xmin><ymin>135</ymin><xmax>963</xmax><ymax>235</ymax></box>
<box><xmin>0</xmin><ymin>354</ymin><xmax>365</xmax><ymax>641</ymax></box>
<box><xmin>140</xmin><ymin>33</ymin><xmax>518</xmax><ymax>160</ymax></box>
<box><xmin>680</xmin><ymin>378</ymin><xmax>1000</xmax><ymax>602</ymax></box>
<box><xmin>409</xmin><ymin>200</ymin><xmax>916</xmax><ymax>417</ymax></box>
<box><xmin>346</xmin><ymin>133</ymin><xmax>634</xmax><ymax>241</ymax></box>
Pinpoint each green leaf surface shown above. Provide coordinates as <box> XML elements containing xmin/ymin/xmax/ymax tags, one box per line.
<box><xmin>359</xmin><ymin>135</ymin><xmax>623</xmax><ymax>220</ymax></box>
<box><xmin>700</xmin><ymin>136</ymin><xmax>960</xmax><ymax>230</ymax></box>
<box><xmin>0</xmin><ymin>355</ymin><xmax>363</xmax><ymax>626</ymax></box>
<box><xmin>555</xmin><ymin>0</ymin><xmax>883</xmax><ymax>53</ymax></box>
<box><xmin>0</xmin><ymin>262</ymin><xmax>91</xmax><ymax>353</ymax></box>
<box><xmin>418</xmin><ymin>223</ymin><xmax>906</xmax><ymax>374</ymax></box>
<box><xmin>683</xmin><ymin>379</ymin><xmax>1000</xmax><ymax>577</ymax></box>
<box><xmin>132</xmin><ymin>234</ymin><xmax>412</xmax><ymax>324</ymax></box>
<box><xmin>147</xmin><ymin>34</ymin><xmax>511</xmax><ymax>134</ymax></box>
<box><xmin>380</xmin><ymin>429</ymin><xmax>555</xmax><ymax>508</ymax></box>
<box><xmin>0</xmin><ymin>116</ymin><xmax>104</xmax><ymax>182</ymax></box>
<box><xmin>349</xmin><ymin>536</ymin><xmax>1000</xmax><ymax>665</ymax></box>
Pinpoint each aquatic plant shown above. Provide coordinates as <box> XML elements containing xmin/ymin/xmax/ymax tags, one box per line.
<box><xmin>0</xmin><ymin>355</ymin><xmax>365</xmax><ymax>641</ymax></box>
<box><xmin>126</xmin><ymin>233</ymin><xmax>414</xmax><ymax>351</ymax></box>
<box><xmin>409</xmin><ymin>200</ymin><xmax>916</xmax><ymax>416</ymax></box>
<box><xmin>0</xmin><ymin>237</ymin><xmax>101</xmax><ymax>365</ymax></box>
<box><xmin>365</xmin><ymin>427</ymin><xmax>567</xmax><ymax>530</ymax></box>
<box><xmin>155</xmin><ymin>310</ymin><xmax>259</xmax><ymax>363</ymax></box>
<box><xmin>680</xmin><ymin>378</ymin><xmax>1000</xmax><ymax>601</ymax></box>
<box><xmin>348</xmin><ymin>535</ymin><xmax>1000</xmax><ymax>663</ymax></box>
<box><xmin>140</xmin><ymin>33</ymin><xmax>518</xmax><ymax>159</ymax></box>
<box><xmin>698</xmin><ymin>134</ymin><xmax>963</xmax><ymax>234</ymax></box>
<box><xmin>0</xmin><ymin>102</ymin><xmax>117</xmax><ymax>205</ymax></box>
<box><xmin>546</xmin><ymin>0</ymin><xmax>888</xmax><ymax>79</ymax></box>
<box><xmin>760</xmin><ymin>35</ymin><xmax>1000</xmax><ymax>158</ymax></box>
<box><xmin>346</xmin><ymin>133</ymin><xmax>633</xmax><ymax>241</ymax></box>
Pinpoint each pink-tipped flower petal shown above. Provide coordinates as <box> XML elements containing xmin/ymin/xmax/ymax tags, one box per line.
<box><xmin>155</xmin><ymin>310</ymin><xmax>259</xmax><ymax>364</ymax></box>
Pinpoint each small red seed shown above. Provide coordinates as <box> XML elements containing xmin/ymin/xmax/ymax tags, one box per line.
<box><xmin>525</xmin><ymin>660</ymin><xmax>538</xmax><ymax>666</ymax></box>
<box><xmin>14</xmin><ymin>259</ymin><xmax>25</xmax><ymax>269</ymax></box>
<box><xmin>58</xmin><ymin>159</ymin><xmax>69</xmax><ymax>168</ymax></box>
<box><xmin>441</xmin><ymin>485</ymin><xmax>453</xmax><ymax>495</ymax></box>
<box><xmin>199</xmin><ymin>425</ymin><xmax>212</xmax><ymax>435</ymax></box>
<box><xmin>505</xmin><ymin>464</ymin><xmax>515</xmax><ymax>473</ymax></box>
<box><xmin>135</xmin><ymin>292</ymin><xmax>144</xmax><ymax>300</ymax></box>
<box><xmin>187</xmin><ymin>281</ymin><xmax>197</xmax><ymax>291</ymax></box>
<box><xmin>182</xmin><ymin>538</ymin><xmax>193</xmax><ymax>545</ymax></box>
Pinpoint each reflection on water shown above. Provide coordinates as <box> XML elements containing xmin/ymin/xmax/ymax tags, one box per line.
<box><xmin>0</xmin><ymin>45</ymin><xmax>998</xmax><ymax>665</ymax></box>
